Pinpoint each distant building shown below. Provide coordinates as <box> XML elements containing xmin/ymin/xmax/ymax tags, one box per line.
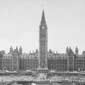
<box><xmin>0</xmin><ymin>51</ymin><xmax>4</xmax><ymax>70</ymax></box>
<box><xmin>2</xmin><ymin>54</ymin><xmax>13</xmax><ymax>71</ymax></box>
<box><xmin>48</xmin><ymin>51</ymin><xmax>68</xmax><ymax>71</ymax></box>
<box><xmin>19</xmin><ymin>50</ymin><xmax>39</xmax><ymax>71</ymax></box>
<box><xmin>2</xmin><ymin>50</ymin><xmax>19</xmax><ymax>71</ymax></box>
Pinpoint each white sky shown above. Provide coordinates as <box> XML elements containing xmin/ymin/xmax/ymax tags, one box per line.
<box><xmin>0</xmin><ymin>0</ymin><xmax>85</xmax><ymax>54</ymax></box>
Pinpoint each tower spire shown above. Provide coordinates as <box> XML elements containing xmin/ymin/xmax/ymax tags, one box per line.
<box><xmin>40</xmin><ymin>10</ymin><xmax>46</xmax><ymax>25</ymax></box>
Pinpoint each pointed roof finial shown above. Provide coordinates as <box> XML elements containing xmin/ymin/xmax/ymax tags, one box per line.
<box><xmin>40</xmin><ymin>10</ymin><xmax>46</xmax><ymax>25</ymax></box>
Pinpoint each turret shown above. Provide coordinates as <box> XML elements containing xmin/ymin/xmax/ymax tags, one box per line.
<box><xmin>75</xmin><ymin>46</ymin><xmax>79</xmax><ymax>55</ymax></box>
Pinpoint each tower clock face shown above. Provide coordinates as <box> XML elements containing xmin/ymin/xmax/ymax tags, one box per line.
<box><xmin>42</xmin><ymin>26</ymin><xmax>45</xmax><ymax>29</ymax></box>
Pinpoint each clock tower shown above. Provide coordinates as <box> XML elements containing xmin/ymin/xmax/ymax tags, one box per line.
<box><xmin>39</xmin><ymin>10</ymin><xmax>48</xmax><ymax>70</ymax></box>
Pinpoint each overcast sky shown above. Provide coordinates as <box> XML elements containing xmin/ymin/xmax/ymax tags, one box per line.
<box><xmin>0</xmin><ymin>0</ymin><xmax>85</xmax><ymax>54</ymax></box>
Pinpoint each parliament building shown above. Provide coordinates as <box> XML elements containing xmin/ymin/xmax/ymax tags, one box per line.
<box><xmin>0</xmin><ymin>11</ymin><xmax>85</xmax><ymax>72</ymax></box>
